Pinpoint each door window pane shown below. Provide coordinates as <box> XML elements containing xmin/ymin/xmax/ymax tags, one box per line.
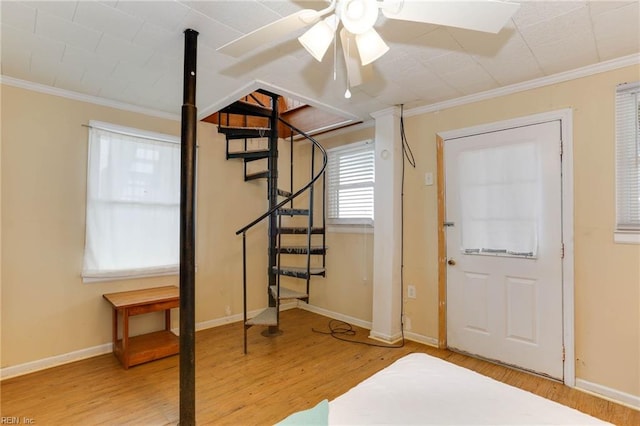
<box><xmin>458</xmin><ymin>142</ymin><xmax>539</xmax><ymax>257</ymax></box>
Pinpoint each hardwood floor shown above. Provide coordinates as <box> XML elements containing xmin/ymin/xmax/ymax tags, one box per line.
<box><xmin>1</xmin><ymin>308</ymin><xmax>638</xmax><ymax>425</ymax></box>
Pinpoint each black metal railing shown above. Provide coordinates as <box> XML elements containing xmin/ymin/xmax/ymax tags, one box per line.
<box><xmin>238</xmin><ymin>117</ymin><xmax>327</xmax><ymax>327</ymax></box>
<box><xmin>236</xmin><ymin>119</ymin><xmax>327</xmax><ymax>235</ymax></box>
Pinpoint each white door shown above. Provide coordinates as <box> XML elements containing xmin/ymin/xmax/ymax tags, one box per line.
<box><xmin>445</xmin><ymin>120</ymin><xmax>564</xmax><ymax>380</ymax></box>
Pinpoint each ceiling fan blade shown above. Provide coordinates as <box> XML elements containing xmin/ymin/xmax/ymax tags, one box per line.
<box><xmin>381</xmin><ymin>0</ymin><xmax>520</xmax><ymax>33</ymax></box>
<box><xmin>340</xmin><ymin>29</ymin><xmax>373</xmax><ymax>88</ymax></box>
<box><xmin>217</xmin><ymin>9</ymin><xmax>323</xmax><ymax>57</ymax></box>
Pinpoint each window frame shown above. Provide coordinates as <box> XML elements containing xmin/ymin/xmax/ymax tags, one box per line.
<box><xmin>325</xmin><ymin>139</ymin><xmax>375</xmax><ymax>231</ymax></box>
<box><xmin>614</xmin><ymin>82</ymin><xmax>640</xmax><ymax>244</ymax></box>
<box><xmin>82</xmin><ymin>120</ymin><xmax>182</xmax><ymax>283</ymax></box>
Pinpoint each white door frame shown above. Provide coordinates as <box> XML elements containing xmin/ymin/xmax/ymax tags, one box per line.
<box><xmin>437</xmin><ymin>108</ymin><xmax>575</xmax><ymax>386</ymax></box>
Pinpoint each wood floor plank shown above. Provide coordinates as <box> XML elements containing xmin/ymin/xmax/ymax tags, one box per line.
<box><xmin>1</xmin><ymin>309</ymin><xmax>638</xmax><ymax>425</ymax></box>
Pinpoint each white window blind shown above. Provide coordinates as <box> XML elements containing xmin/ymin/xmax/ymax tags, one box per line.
<box><xmin>82</xmin><ymin>121</ymin><xmax>181</xmax><ymax>282</ymax></box>
<box><xmin>326</xmin><ymin>140</ymin><xmax>375</xmax><ymax>225</ymax></box>
<box><xmin>616</xmin><ymin>82</ymin><xmax>640</xmax><ymax>234</ymax></box>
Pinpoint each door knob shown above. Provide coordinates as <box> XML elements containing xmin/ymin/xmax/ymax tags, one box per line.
<box><xmin>447</xmin><ymin>259</ymin><xmax>456</xmax><ymax>266</ymax></box>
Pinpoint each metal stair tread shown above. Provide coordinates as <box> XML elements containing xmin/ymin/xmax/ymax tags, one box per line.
<box><xmin>277</xmin><ymin>227</ymin><xmax>325</xmax><ymax>234</ymax></box>
<box><xmin>245</xmin><ymin>170</ymin><xmax>269</xmax><ymax>181</ymax></box>
<box><xmin>276</xmin><ymin>245</ymin><xmax>327</xmax><ymax>254</ymax></box>
<box><xmin>227</xmin><ymin>149</ymin><xmax>270</xmax><ymax>160</ymax></box>
<box><xmin>219</xmin><ymin>125</ymin><xmax>271</xmax><ymax>131</ymax></box>
<box><xmin>245</xmin><ymin>307</ymin><xmax>277</xmax><ymax>326</ymax></box>
<box><xmin>277</xmin><ymin>208</ymin><xmax>310</xmax><ymax>216</ymax></box>
<box><xmin>269</xmin><ymin>285</ymin><xmax>308</xmax><ymax>300</ymax></box>
<box><xmin>273</xmin><ymin>266</ymin><xmax>326</xmax><ymax>277</ymax></box>
<box><xmin>218</xmin><ymin>125</ymin><xmax>272</xmax><ymax>136</ymax></box>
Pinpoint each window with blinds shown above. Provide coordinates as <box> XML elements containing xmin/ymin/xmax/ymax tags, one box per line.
<box><xmin>615</xmin><ymin>82</ymin><xmax>640</xmax><ymax>241</ymax></box>
<box><xmin>326</xmin><ymin>140</ymin><xmax>375</xmax><ymax>225</ymax></box>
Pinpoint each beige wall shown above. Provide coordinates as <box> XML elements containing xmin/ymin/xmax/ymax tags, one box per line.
<box><xmin>2</xmin><ymin>63</ymin><xmax>639</xmax><ymax>400</ymax></box>
<box><xmin>306</xmin><ymin>127</ymin><xmax>376</xmax><ymax>322</ymax></box>
<box><xmin>320</xmin><ymin>66</ymin><xmax>639</xmax><ymax>398</ymax></box>
<box><xmin>0</xmin><ymin>85</ymin><xmax>270</xmax><ymax>367</ymax></box>
<box><xmin>0</xmin><ymin>84</ymin><xmax>3</xmax><ymax>368</ymax></box>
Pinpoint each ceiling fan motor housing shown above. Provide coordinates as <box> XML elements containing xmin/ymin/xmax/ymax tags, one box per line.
<box><xmin>340</xmin><ymin>0</ymin><xmax>379</xmax><ymax>34</ymax></box>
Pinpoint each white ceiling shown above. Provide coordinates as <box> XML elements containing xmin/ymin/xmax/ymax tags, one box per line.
<box><xmin>1</xmin><ymin>0</ymin><xmax>639</xmax><ymax>122</ymax></box>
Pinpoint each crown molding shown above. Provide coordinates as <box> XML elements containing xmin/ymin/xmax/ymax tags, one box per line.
<box><xmin>0</xmin><ymin>75</ymin><xmax>181</xmax><ymax>121</ymax></box>
<box><xmin>4</xmin><ymin>53</ymin><xmax>638</xmax><ymax>127</ymax></box>
<box><xmin>406</xmin><ymin>53</ymin><xmax>640</xmax><ymax>117</ymax></box>
<box><xmin>312</xmin><ymin>119</ymin><xmax>374</xmax><ymax>141</ymax></box>
<box><xmin>370</xmin><ymin>105</ymin><xmax>401</xmax><ymax>119</ymax></box>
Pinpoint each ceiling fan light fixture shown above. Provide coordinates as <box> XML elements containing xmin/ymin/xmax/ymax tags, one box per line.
<box><xmin>298</xmin><ymin>15</ymin><xmax>338</xmax><ymax>62</ymax></box>
<box><xmin>355</xmin><ymin>27</ymin><xmax>389</xmax><ymax>65</ymax></box>
<box><xmin>340</xmin><ymin>0</ymin><xmax>379</xmax><ymax>34</ymax></box>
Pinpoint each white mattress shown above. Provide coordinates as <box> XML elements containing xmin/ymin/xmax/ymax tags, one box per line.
<box><xmin>328</xmin><ymin>353</ymin><xmax>610</xmax><ymax>425</ymax></box>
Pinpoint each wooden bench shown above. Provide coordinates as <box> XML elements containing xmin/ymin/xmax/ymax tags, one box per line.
<box><xmin>103</xmin><ymin>286</ymin><xmax>179</xmax><ymax>369</ymax></box>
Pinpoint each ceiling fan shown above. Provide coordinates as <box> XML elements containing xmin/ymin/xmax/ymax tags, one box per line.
<box><xmin>217</xmin><ymin>0</ymin><xmax>520</xmax><ymax>97</ymax></box>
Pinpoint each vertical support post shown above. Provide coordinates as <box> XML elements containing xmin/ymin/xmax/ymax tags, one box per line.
<box><xmin>180</xmin><ymin>28</ymin><xmax>198</xmax><ymax>426</ymax></box>
<box><xmin>243</xmin><ymin>232</ymin><xmax>248</xmax><ymax>354</ymax></box>
<box><xmin>369</xmin><ymin>106</ymin><xmax>403</xmax><ymax>344</ymax></box>
<box><xmin>322</xmin><ymin>172</ymin><xmax>326</xmax><ymax>269</ymax></box>
<box><xmin>267</xmin><ymin>94</ymin><xmax>280</xmax><ymax>335</ymax></box>
<box><xmin>306</xmin><ymin>146</ymin><xmax>315</xmax><ymax>296</ymax></box>
<box><xmin>289</xmin><ymin>134</ymin><xmax>294</xmax><ymax>208</ymax></box>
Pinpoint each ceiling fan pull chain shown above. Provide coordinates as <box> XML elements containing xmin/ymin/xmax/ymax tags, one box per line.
<box><xmin>345</xmin><ymin>37</ymin><xmax>352</xmax><ymax>99</ymax></box>
<box><xmin>333</xmin><ymin>30</ymin><xmax>337</xmax><ymax>81</ymax></box>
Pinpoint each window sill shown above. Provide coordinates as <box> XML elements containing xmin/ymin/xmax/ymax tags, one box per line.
<box><xmin>327</xmin><ymin>224</ymin><xmax>374</xmax><ymax>234</ymax></box>
<box><xmin>614</xmin><ymin>232</ymin><xmax>640</xmax><ymax>244</ymax></box>
<box><xmin>82</xmin><ymin>265</ymin><xmax>181</xmax><ymax>283</ymax></box>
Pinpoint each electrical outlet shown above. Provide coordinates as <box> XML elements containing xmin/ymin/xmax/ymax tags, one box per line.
<box><xmin>225</xmin><ymin>306</ymin><xmax>231</xmax><ymax>316</ymax></box>
<box><xmin>424</xmin><ymin>172</ymin><xmax>434</xmax><ymax>186</ymax></box>
<box><xmin>404</xmin><ymin>316</ymin><xmax>412</xmax><ymax>331</ymax></box>
<box><xmin>407</xmin><ymin>285</ymin><xmax>416</xmax><ymax>299</ymax></box>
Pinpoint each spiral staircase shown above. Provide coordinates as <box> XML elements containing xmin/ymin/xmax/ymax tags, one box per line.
<box><xmin>216</xmin><ymin>89</ymin><xmax>328</xmax><ymax>353</ymax></box>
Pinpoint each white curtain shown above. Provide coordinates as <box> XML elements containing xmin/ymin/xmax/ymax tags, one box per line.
<box><xmin>83</xmin><ymin>123</ymin><xmax>181</xmax><ymax>281</ymax></box>
<box><xmin>458</xmin><ymin>142</ymin><xmax>539</xmax><ymax>257</ymax></box>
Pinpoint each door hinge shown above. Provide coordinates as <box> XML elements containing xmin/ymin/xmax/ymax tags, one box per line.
<box><xmin>562</xmin><ymin>346</ymin><xmax>566</xmax><ymax>362</ymax></box>
<box><xmin>561</xmin><ymin>243</ymin><xmax>565</xmax><ymax>259</ymax></box>
<box><xmin>560</xmin><ymin>138</ymin><xmax>564</xmax><ymax>159</ymax></box>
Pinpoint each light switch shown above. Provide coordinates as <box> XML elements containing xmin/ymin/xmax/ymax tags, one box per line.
<box><xmin>424</xmin><ymin>172</ymin><xmax>434</xmax><ymax>186</ymax></box>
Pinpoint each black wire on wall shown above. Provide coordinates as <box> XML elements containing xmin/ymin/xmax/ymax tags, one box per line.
<box><xmin>313</xmin><ymin>105</ymin><xmax>416</xmax><ymax>349</ymax></box>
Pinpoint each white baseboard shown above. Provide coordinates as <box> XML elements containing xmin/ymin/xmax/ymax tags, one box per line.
<box><xmin>298</xmin><ymin>303</ymin><xmax>439</xmax><ymax>348</ymax></box>
<box><xmin>191</xmin><ymin>302</ymin><xmax>297</xmax><ymax>333</ymax></box>
<box><xmin>403</xmin><ymin>331</ymin><xmax>439</xmax><ymax>348</ymax></box>
<box><xmin>1</xmin><ymin>303</ymin><xmax>300</xmax><ymax>380</ymax></box>
<box><xmin>575</xmin><ymin>379</ymin><xmax>640</xmax><ymax>410</ymax></box>
<box><xmin>1</xmin><ymin>343</ymin><xmax>113</xmax><ymax>380</ymax></box>
<box><xmin>297</xmin><ymin>302</ymin><xmax>373</xmax><ymax>330</ymax></box>
<box><xmin>369</xmin><ymin>330</ymin><xmax>404</xmax><ymax>344</ymax></box>
<box><xmin>1</xmin><ymin>302</ymin><xmax>437</xmax><ymax>381</ymax></box>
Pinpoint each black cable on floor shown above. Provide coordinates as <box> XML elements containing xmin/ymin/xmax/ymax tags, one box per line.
<box><xmin>312</xmin><ymin>319</ymin><xmax>405</xmax><ymax>349</ymax></box>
